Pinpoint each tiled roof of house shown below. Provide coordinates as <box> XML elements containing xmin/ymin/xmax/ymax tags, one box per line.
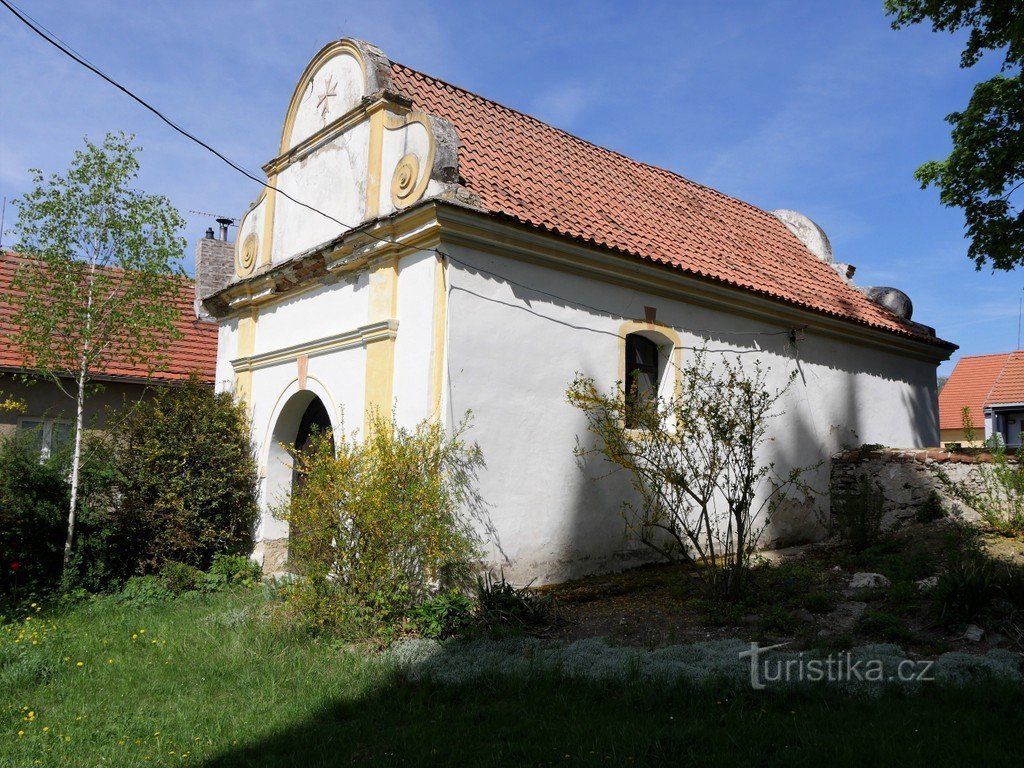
<box><xmin>939</xmin><ymin>352</ymin><xmax>1012</xmax><ymax>431</ymax></box>
<box><xmin>985</xmin><ymin>351</ymin><xmax>1024</xmax><ymax>407</ymax></box>
<box><xmin>0</xmin><ymin>251</ymin><xmax>217</xmax><ymax>383</ymax></box>
<box><xmin>390</xmin><ymin>63</ymin><xmax>952</xmax><ymax>348</ymax></box>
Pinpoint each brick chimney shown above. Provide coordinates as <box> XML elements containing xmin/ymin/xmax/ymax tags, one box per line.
<box><xmin>194</xmin><ymin>224</ymin><xmax>234</xmax><ymax>320</ymax></box>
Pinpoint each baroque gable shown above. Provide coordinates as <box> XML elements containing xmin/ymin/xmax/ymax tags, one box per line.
<box><xmin>233</xmin><ymin>39</ymin><xmax>460</xmax><ymax>281</ymax></box>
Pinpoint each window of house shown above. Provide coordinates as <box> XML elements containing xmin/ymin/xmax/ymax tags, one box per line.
<box><xmin>18</xmin><ymin>418</ymin><xmax>73</xmax><ymax>460</ymax></box>
<box><xmin>624</xmin><ymin>333</ymin><xmax>662</xmax><ymax>428</ymax></box>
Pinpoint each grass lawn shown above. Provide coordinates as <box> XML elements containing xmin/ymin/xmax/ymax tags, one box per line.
<box><xmin>2</xmin><ymin>588</ymin><xmax>1023</xmax><ymax>767</ymax></box>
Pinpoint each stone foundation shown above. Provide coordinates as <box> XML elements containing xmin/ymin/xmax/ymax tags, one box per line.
<box><xmin>253</xmin><ymin>537</ymin><xmax>290</xmax><ymax>576</ymax></box>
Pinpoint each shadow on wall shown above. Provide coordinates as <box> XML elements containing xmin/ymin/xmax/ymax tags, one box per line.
<box><xmin>449</xmin><ymin>258</ymin><xmax>939</xmax><ymax>578</ymax></box>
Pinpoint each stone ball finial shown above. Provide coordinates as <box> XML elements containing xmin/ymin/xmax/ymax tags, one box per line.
<box><xmin>771</xmin><ymin>209</ymin><xmax>834</xmax><ymax>264</ymax></box>
<box><xmin>866</xmin><ymin>286</ymin><xmax>913</xmax><ymax>320</ymax></box>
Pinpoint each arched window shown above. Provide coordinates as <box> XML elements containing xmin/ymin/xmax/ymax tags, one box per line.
<box><xmin>625</xmin><ymin>333</ymin><xmax>662</xmax><ymax>428</ymax></box>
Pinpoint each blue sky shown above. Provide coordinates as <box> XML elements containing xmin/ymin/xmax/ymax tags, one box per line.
<box><xmin>0</xmin><ymin>0</ymin><xmax>1018</xmax><ymax>375</ymax></box>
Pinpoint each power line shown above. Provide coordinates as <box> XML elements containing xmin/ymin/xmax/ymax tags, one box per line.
<box><xmin>0</xmin><ymin>0</ymin><xmax>371</xmax><ymax>238</ymax></box>
<box><xmin>3</xmin><ymin>0</ymin><xmax>805</xmax><ymax>347</ymax></box>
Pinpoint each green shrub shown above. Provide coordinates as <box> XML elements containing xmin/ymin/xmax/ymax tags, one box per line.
<box><xmin>278</xmin><ymin>412</ymin><xmax>483</xmax><ymax>636</ymax></box>
<box><xmin>160</xmin><ymin>561</ymin><xmax>202</xmax><ymax>595</ymax></box>
<box><xmin>857</xmin><ymin>609</ymin><xmax>917</xmax><ymax>644</ymax></box>
<box><xmin>475</xmin><ymin>572</ymin><xmax>552</xmax><ymax>630</ymax></box>
<box><xmin>411</xmin><ymin>591</ymin><xmax>475</xmax><ymax>639</ymax></box>
<box><xmin>117</xmin><ymin>575</ymin><xmax>172</xmax><ymax>608</ymax></box>
<box><xmin>0</xmin><ymin>428</ymin><xmax>119</xmax><ymax>598</ymax></box>
<box><xmin>803</xmin><ymin>590</ymin><xmax>837</xmax><ymax>614</ymax></box>
<box><xmin>112</xmin><ymin>378</ymin><xmax>260</xmax><ymax>573</ymax></box>
<box><xmin>760</xmin><ymin>604</ymin><xmax>795</xmax><ymax>634</ymax></box>
<box><xmin>916</xmin><ymin>490</ymin><xmax>946</xmax><ymax>523</ymax></box>
<box><xmin>0</xmin><ymin>430</ymin><xmax>68</xmax><ymax>595</ymax></box>
<box><xmin>207</xmin><ymin>553</ymin><xmax>261</xmax><ymax>587</ymax></box>
<box><xmin>830</xmin><ymin>476</ymin><xmax>886</xmax><ymax>552</ymax></box>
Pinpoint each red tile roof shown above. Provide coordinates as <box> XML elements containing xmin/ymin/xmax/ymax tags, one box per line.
<box><xmin>389</xmin><ymin>63</ymin><xmax>952</xmax><ymax>348</ymax></box>
<box><xmin>0</xmin><ymin>251</ymin><xmax>217</xmax><ymax>383</ymax></box>
<box><xmin>985</xmin><ymin>351</ymin><xmax>1024</xmax><ymax>407</ymax></box>
<box><xmin>939</xmin><ymin>352</ymin><xmax>1011</xmax><ymax>431</ymax></box>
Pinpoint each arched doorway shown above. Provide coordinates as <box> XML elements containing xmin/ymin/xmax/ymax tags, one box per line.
<box><xmin>291</xmin><ymin>396</ymin><xmax>334</xmax><ymax>491</ymax></box>
<box><xmin>261</xmin><ymin>389</ymin><xmax>335</xmax><ymax>573</ymax></box>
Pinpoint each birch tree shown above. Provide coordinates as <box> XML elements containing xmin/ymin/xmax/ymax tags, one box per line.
<box><xmin>9</xmin><ymin>132</ymin><xmax>185</xmax><ymax>571</ymax></box>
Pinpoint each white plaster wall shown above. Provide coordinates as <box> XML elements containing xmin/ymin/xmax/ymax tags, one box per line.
<box><xmin>253</xmin><ymin>274</ymin><xmax>370</xmax><ymax>356</ymax></box>
<box><xmin>215</xmin><ymin>319</ymin><xmax>239</xmax><ymax>393</ymax></box>
<box><xmin>393</xmin><ymin>250</ymin><xmax>439</xmax><ymax>426</ymax></box>
<box><xmin>231</xmin><ymin>249</ymin><xmax>441</xmax><ymax>557</ymax></box>
<box><xmin>271</xmin><ymin>122</ymin><xmax>371</xmax><ymax>264</ymax></box>
<box><xmin>379</xmin><ymin>119</ymin><xmax>433</xmax><ymax>218</ymax></box>
<box><xmin>247</xmin><ymin>343</ymin><xmax>367</xmax><ymax>546</ymax></box>
<box><xmin>443</xmin><ymin>245</ymin><xmax>941</xmax><ymax>584</ymax></box>
<box><xmin>286</xmin><ymin>53</ymin><xmax>365</xmax><ymax>151</ymax></box>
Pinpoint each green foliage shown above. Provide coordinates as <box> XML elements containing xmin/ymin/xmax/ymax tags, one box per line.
<box><xmin>10</xmin><ymin>132</ymin><xmax>189</xmax><ymax>571</ymax></box>
<box><xmin>0</xmin><ymin>431</ymin><xmax>67</xmax><ymax>594</ymax></box>
<box><xmin>886</xmin><ymin>1</ymin><xmax>1024</xmax><ymax>270</ymax></box>
<box><xmin>474</xmin><ymin>572</ymin><xmax>553</xmax><ymax>631</ymax></box>
<box><xmin>0</xmin><ymin>429</ymin><xmax>118</xmax><ymax>597</ymax></box>
<box><xmin>278</xmin><ymin>411</ymin><xmax>483</xmax><ymax>636</ymax></box>
<box><xmin>916</xmin><ymin>490</ymin><xmax>947</xmax><ymax>523</ymax></box>
<box><xmin>567</xmin><ymin>347</ymin><xmax>810</xmax><ymax>599</ymax></box>
<box><xmin>857</xmin><ymin>609</ymin><xmax>918</xmax><ymax>644</ymax></box>
<box><xmin>207</xmin><ymin>553</ymin><xmax>262</xmax><ymax>588</ymax></box>
<box><xmin>117</xmin><ymin>575</ymin><xmax>173</xmax><ymax>608</ymax></box>
<box><xmin>410</xmin><ymin>591</ymin><xmax>475</xmax><ymax>639</ymax></box>
<box><xmin>9</xmin><ymin>132</ymin><xmax>186</xmax><ymax>378</ymax></box>
<box><xmin>1</xmin><ymin>380</ymin><xmax>259</xmax><ymax>597</ymax></box>
<box><xmin>160</xmin><ymin>562</ymin><xmax>203</xmax><ymax>595</ymax></box>
<box><xmin>760</xmin><ymin>604</ymin><xmax>795</xmax><ymax>634</ymax></box>
<box><xmin>939</xmin><ymin>409</ymin><xmax>1024</xmax><ymax>534</ymax></box>
<box><xmin>112</xmin><ymin>377</ymin><xmax>260</xmax><ymax>573</ymax></box>
<box><xmin>830</xmin><ymin>476</ymin><xmax>886</xmax><ymax>552</ymax></box>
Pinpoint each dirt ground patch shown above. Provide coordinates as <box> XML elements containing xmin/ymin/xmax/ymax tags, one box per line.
<box><xmin>536</xmin><ymin>519</ymin><xmax>1024</xmax><ymax>656</ymax></box>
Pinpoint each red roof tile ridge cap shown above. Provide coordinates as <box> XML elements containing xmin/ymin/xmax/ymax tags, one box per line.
<box><xmin>958</xmin><ymin>351</ymin><xmax>1014</xmax><ymax>361</ymax></box>
<box><xmin>389</xmin><ymin>61</ymin><xmax>780</xmax><ymax>223</ymax></box>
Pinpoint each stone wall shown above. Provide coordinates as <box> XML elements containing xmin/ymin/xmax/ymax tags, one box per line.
<box><xmin>830</xmin><ymin>447</ymin><xmax>1002</xmax><ymax>528</ymax></box>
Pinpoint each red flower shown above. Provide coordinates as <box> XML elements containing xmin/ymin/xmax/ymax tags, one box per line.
<box><xmin>8</xmin><ymin>562</ymin><xmax>20</xmax><ymax>571</ymax></box>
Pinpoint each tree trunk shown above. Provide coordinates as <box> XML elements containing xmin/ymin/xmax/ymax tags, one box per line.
<box><xmin>63</xmin><ymin>362</ymin><xmax>87</xmax><ymax>572</ymax></box>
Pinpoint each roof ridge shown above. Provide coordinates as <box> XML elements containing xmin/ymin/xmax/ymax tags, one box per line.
<box><xmin>389</xmin><ymin>61</ymin><xmax>779</xmax><ymax>223</ymax></box>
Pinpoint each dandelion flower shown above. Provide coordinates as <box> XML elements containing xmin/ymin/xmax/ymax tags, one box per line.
<box><xmin>76</xmin><ymin>661</ymin><xmax>84</xmax><ymax>668</ymax></box>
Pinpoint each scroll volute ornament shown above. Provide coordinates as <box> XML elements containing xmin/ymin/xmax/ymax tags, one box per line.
<box><xmin>237</xmin><ymin>233</ymin><xmax>259</xmax><ymax>277</ymax></box>
<box><xmin>391</xmin><ymin>153</ymin><xmax>421</xmax><ymax>208</ymax></box>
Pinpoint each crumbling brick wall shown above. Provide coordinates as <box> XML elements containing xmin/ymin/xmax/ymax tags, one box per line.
<box><xmin>830</xmin><ymin>447</ymin><xmax>995</xmax><ymax>528</ymax></box>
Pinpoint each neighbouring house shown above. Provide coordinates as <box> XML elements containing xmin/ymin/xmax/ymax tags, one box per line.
<box><xmin>940</xmin><ymin>351</ymin><xmax>1024</xmax><ymax>447</ymax></box>
<box><xmin>1</xmin><ymin>248</ymin><xmax>219</xmax><ymax>455</ymax></box>
<box><xmin>199</xmin><ymin>38</ymin><xmax>956</xmax><ymax>583</ymax></box>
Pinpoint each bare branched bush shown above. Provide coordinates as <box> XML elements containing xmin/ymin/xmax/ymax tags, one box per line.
<box><xmin>567</xmin><ymin>348</ymin><xmax>809</xmax><ymax>598</ymax></box>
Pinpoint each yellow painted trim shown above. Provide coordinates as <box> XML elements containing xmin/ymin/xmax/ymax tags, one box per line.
<box><xmin>278</xmin><ymin>40</ymin><xmax>368</xmax><ymax>155</ymax></box>
<box><xmin>363</xmin><ymin>256</ymin><xmax>399</xmax><ymax>434</ymax></box>
<box><xmin>617</xmin><ymin>320</ymin><xmax>683</xmax><ymax>398</ymax></box>
<box><xmin>233</xmin><ymin>308</ymin><xmax>258</xmax><ymax>410</ymax></box>
<box><xmin>260</xmin><ymin>174</ymin><xmax>278</xmax><ymax>267</ymax></box>
<box><xmin>234</xmin><ymin>188</ymin><xmax>269</xmax><ymax>275</ymax></box>
<box><xmin>231</xmin><ymin>319</ymin><xmax>398</xmax><ymax>373</ymax></box>
<box><xmin>429</xmin><ymin>254</ymin><xmax>448</xmax><ymax>418</ymax></box>
<box><xmin>385</xmin><ymin>111</ymin><xmax>435</xmax><ymax>210</ymax></box>
<box><xmin>365</xmin><ymin>104</ymin><xmax>385</xmax><ymax>220</ymax></box>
